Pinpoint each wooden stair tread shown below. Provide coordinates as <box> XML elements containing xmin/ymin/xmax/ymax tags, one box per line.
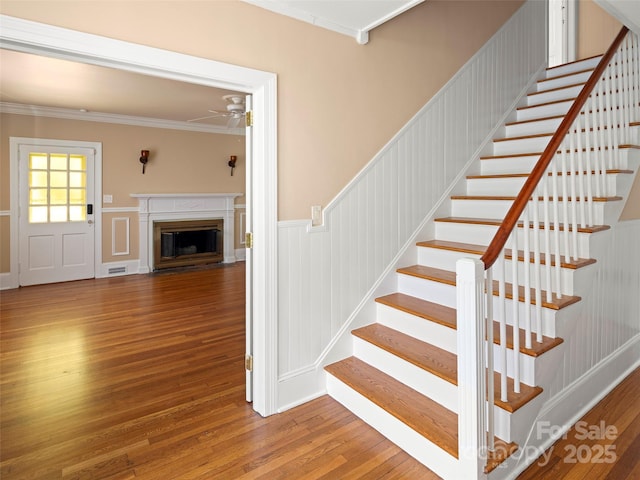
<box><xmin>376</xmin><ymin>292</ymin><xmax>562</xmax><ymax>357</ymax></box>
<box><xmin>467</xmin><ymin>169</ymin><xmax>634</xmax><ymax>179</ymax></box>
<box><xmin>505</xmin><ymin>114</ymin><xmax>565</xmax><ymax>127</ymax></box>
<box><xmin>480</xmin><ymin>144</ymin><xmax>639</xmax><ymax>160</ymax></box>
<box><xmin>451</xmin><ymin>194</ymin><xmax>622</xmax><ymax>202</ymax></box>
<box><xmin>397</xmin><ymin>265</ymin><xmax>580</xmax><ymax>310</ymax></box>
<box><xmin>538</xmin><ymin>67</ymin><xmax>594</xmax><ymax>83</ymax></box>
<box><xmin>375</xmin><ymin>292</ymin><xmax>457</xmax><ymax>329</ymax></box>
<box><xmin>351</xmin><ymin>324</ymin><xmax>544</xmax><ymax>413</ymax></box>
<box><xmin>416</xmin><ymin>239</ymin><xmax>596</xmax><ymax>269</ymax></box>
<box><xmin>352</xmin><ymin>324</ymin><xmax>458</xmax><ymax>385</ymax></box>
<box><xmin>434</xmin><ymin>216</ymin><xmax>611</xmax><ymax>234</ymax></box>
<box><xmin>325</xmin><ymin>356</ymin><xmax>460</xmax><ymax>458</ymax></box>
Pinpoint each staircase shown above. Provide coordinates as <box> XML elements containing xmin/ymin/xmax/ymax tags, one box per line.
<box><xmin>325</xmin><ymin>37</ymin><xmax>639</xmax><ymax>480</ymax></box>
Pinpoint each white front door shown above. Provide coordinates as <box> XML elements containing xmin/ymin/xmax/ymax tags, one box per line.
<box><xmin>18</xmin><ymin>142</ymin><xmax>96</xmax><ymax>286</ymax></box>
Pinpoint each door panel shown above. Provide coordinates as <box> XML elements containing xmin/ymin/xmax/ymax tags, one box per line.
<box><xmin>19</xmin><ymin>144</ymin><xmax>95</xmax><ymax>286</ymax></box>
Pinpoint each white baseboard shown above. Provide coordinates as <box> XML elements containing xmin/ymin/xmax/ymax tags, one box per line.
<box><xmin>235</xmin><ymin>248</ymin><xmax>246</xmax><ymax>261</ymax></box>
<box><xmin>0</xmin><ymin>271</ymin><xmax>18</xmax><ymax>290</ymax></box>
<box><xmin>98</xmin><ymin>260</ymin><xmax>141</xmax><ymax>278</ymax></box>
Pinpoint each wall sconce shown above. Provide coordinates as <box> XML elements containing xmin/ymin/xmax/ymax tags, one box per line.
<box><xmin>228</xmin><ymin>155</ymin><xmax>237</xmax><ymax>176</ymax></box>
<box><xmin>139</xmin><ymin>149</ymin><xmax>150</xmax><ymax>174</ymax></box>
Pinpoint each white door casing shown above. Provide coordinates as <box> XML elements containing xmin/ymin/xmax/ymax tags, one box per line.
<box><xmin>1</xmin><ymin>14</ymin><xmax>278</xmax><ymax>416</ymax></box>
<box><xmin>18</xmin><ymin>142</ymin><xmax>97</xmax><ymax>286</ymax></box>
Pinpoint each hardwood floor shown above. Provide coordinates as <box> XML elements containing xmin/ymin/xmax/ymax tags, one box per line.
<box><xmin>1</xmin><ymin>264</ymin><xmax>638</xmax><ymax>479</ymax></box>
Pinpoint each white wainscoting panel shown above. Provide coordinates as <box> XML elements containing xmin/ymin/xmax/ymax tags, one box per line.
<box><xmin>111</xmin><ymin>217</ymin><xmax>130</xmax><ymax>256</ymax></box>
<box><xmin>277</xmin><ymin>0</ymin><xmax>547</xmax><ymax>392</ymax></box>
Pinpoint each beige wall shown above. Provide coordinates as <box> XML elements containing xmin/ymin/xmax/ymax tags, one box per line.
<box><xmin>0</xmin><ymin>0</ymin><xmax>524</xmax><ymax>221</ymax></box>
<box><xmin>0</xmin><ymin>113</ymin><xmax>245</xmax><ymax>269</ymax></box>
<box><xmin>578</xmin><ymin>0</ymin><xmax>623</xmax><ymax>59</ymax></box>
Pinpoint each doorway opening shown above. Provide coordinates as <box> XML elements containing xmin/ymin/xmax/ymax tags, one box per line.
<box><xmin>1</xmin><ymin>14</ymin><xmax>278</xmax><ymax>417</ymax></box>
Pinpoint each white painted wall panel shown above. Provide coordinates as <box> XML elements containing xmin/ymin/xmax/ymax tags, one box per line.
<box><xmin>277</xmin><ymin>0</ymin><xmax>547</xmax><ymax>379</ymax></box>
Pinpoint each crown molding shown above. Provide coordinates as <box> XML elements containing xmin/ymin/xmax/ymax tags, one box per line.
<box><xmin>0</xmin><ymin>101</ymin><xmax>245</xmax><ymax>136</ymax></box>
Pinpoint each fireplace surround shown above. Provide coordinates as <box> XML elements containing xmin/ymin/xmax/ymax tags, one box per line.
<box><xmin>132</xmin><ymin>193</ymin><xmax>241</xmax><ymax>273</ymax></box>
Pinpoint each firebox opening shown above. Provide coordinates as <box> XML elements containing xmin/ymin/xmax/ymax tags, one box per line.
<box><xmin>153</xmin><ymin>219</ymin><xmax>223</xmax><ymax>270</ymax></box>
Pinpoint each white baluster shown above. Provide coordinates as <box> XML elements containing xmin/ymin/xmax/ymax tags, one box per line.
<box><xmin>560</xmin><ymin>141</ymin><xmax>571</xmax><ymax>264</ymax></box>
<box><xmin>522</xmin><ymin>207</ymin><xmax>531</xmax><ymax>350</ymax></box>
<box><xmin>486</xmin><ymin>266</ymin><xmax>495</xmax><ymax>452</ymax></box>
<box><xmin>542</xmin><ymin>173</ymin><xmax>553</xmax><ymax>303</ymax></box>
<box><xmin>511</xmin><ymin>230</ymin><xmax>520</xmax><ymax>394</ymax></box>
<box><xmin>551</xmin><ymin>156</ymin><xmax>563</xmax><ymax>298</ymax></box>
<box><xmin>583</xmin><ymin>96</ymin><xmax>595</xmax><ymax>225</ymax></box>
<box><xmin>497</xmin><ymin>252</ymin><xmax>508</xmax><ymax>403</ymax></box>
<box><xmin>569</xmin><ymin>129</ymin><xmax>579</xmax><ymax>261</ymax></box>
<box><xmin>532</xmin><ymin>184</ymin><xmax>543</xmax><ymax>344</ymax></box>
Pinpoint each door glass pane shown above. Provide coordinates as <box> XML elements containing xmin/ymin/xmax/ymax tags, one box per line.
<box><xmin>69</xmin><ymin>206</ymin><xmax>85</xmax><ymax>222</ymax></box>
<box><xmin>30</xmin><ymin>189</ymin><xmax>48</xmax><ymax>205</ymax></box>
<box><xmin>69</xmin><ymin>155</ymin><xmax>86</xmax><ymax>171</ymax></box>
<box><xmin>69</xmin><ymin>189</ymin><xmax>86</xmax><ymax>205</ymax></box>
<box><xmin>30</xmin><ymin>171</ymin><xmax>48</xmax><ymax>188</ymax></box>
<box><xmin>50</xmin><ymin>206</ymin><xmax>68</xmax><ymax>222</ymax></box>
<box><xmin>50</xmin><ymin>189</ymin><xmax>68</xmax><ymax>205</ymax></box>
<box><xmin>29</xmin><ymin>206</ymin><xmax>48</xmax><ymax>223</ymax></box>
<box><xmin>69</xmin><ymin>172</ymin><xmax>85</xmax><ymax>188</ymax></box>
<box><xmin>27</xmin><ymin>152</ymin><xmax>88</xmax><ymax>224</ymax></box>
<box><xmin>50</xmin><ymin>171</ymin><xmax>67</xmax><ymax>188</ymax></box>
<box><xmin>50</xmin><ymin>154</ymin><xmax>68</xmax><ymax>171</ymax></box>
<box><xmin>29</xmin><ymin>154</ymin><xmax>48</xmax><ymax>170</ymax></box>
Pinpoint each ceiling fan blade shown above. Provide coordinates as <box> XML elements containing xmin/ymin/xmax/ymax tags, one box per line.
<box><xmin>227</xmin><ymin>115</ymin><xmax>242</xmax><ymax>128</ymax></box>
<box><xmin>187</xmin><ymin>112</ymin><xmax>229</xmax><ymax>122</ymax></box>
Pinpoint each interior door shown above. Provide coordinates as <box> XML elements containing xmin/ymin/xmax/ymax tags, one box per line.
<box><xmin>244</xmin><ymin>94</ymin><xmax>254</xmax><ymax>402</ymax></box>
<box><xmin>19</xmin><ymin>143</ymin><xmax>95</xmax><ymax>286</ymax></box>
<box><xmin>548</xmin><ymin>0</ymin><xmax>567</xmax><ymax>67</ymax></box>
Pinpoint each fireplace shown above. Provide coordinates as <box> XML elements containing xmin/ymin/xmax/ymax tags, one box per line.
<box><xmin>153</xmin><ymin>219</ymin><xmax>223</xmax><ymax>270</ymax></box>
<box><xmin>131</xmin><ymin>193</ymin><xmax>241</xmax><ymax>274</ymax></box>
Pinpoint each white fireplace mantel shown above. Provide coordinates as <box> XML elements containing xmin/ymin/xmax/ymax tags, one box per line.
<box><xmin>131</xmin><ymin>193</ymin><xmax>242</xmax><ymax>273</ymax></box>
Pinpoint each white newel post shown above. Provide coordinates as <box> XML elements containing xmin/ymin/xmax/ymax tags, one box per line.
<box><xmin>456</xmin><ymin>258</ymin><xmax>487</xmax><ymax>479</ymax></box>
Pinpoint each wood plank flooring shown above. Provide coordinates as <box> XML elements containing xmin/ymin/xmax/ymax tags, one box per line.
<box><xmin>1</xmin><ymin>264</ymin><xmax>638</xmax><ymax>479</ymax></box>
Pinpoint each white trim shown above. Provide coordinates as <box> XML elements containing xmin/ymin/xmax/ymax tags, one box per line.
<box><xmin>0</xmin><ymin>14</ymin><xmax>279</xmax><ymax>416</ymax></box>
<box><xmin>235</xmin><ymin>248</ymin><xmax>246</xmax><ymax>262</ymax></box>
<box><xmin>0</xmin><ymin>210</ymin><xmax>10</xmax><ymax>216</ymax></box>
<box><xmin>111</xmin><ymin>217</ymin><xmax>130</xmax><ymax>256</ymax></box>
<box><xmin>0</xmin><ymin>102</ymin><xmax>246</xmax><ymax>136</ymax></box>
<box><xmin>102</xmin><ymin>207</ymin><xmax>139</xmax><ymax>214</ymax></box>
<box><xmin>9</xmin><ymin>136</ymin><xmax>103</xmax><ymax>287</ymax></box>
<box><xmin>240</xmin><ymin>0</ymin><xmax>424</xmax><ymax>45</ymax></box>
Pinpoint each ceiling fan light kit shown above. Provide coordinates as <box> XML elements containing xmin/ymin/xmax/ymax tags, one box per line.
<box><xmin>187</xmin><ymin>94</ymin><xmax>246</xmax><ymax>128</ymax></box>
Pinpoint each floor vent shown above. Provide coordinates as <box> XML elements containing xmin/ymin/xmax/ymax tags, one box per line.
<box><xmin>108</xmin><ymin>266</ymin><xmax>127</xmax><ymax>275</ymax></box>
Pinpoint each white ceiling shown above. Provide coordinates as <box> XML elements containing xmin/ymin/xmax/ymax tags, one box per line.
<box><xmin>241</xmin><ymin>0</ymin><xmax>425</xmax><ymax>44</ymax></box>
<box><xmin>0</xmin><ymin>2</ymin><xmax>423</xmax><ymax>132</ymax></box>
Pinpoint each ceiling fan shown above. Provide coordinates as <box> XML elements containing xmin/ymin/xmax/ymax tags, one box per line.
<box><xmin>188</xmin><ymin>94</ymin><xmax>246</xmax><ymax>128</ymax></box>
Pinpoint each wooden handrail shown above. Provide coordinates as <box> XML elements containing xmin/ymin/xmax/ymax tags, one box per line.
<box><xmin>481</xmin><ymin>26</ymin><xmax>630</xmax><ymax>270</ymax></box>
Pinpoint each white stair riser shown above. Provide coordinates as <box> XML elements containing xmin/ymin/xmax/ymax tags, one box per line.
<box><xmin>434</xmin><ymin>222</ymin><xmax>594</xmax><ymax>259</ymax></box>
<box><xmin>450</xmin><ymin>198</ymin><xmax>606</xmax><ymax>226</ymax></box>
<box><xmin>518</xmin><ymin>100</ymin><xmax>572</xmax><ymax>121</ymax></box>
<box><xmin>493</xmin><ymin>135</ymin><xmax>552</xmax><ymax>156</ymax></box>
<box><xmin>466</xmin><ymin>174</ymin><xmax>620</xmax><ymax>197</ymax></box>
<box><xmin>495</xmin><ymin>394</ymin><xmax>546</xmax><ymax>445</ymax></box>
<box><xmin>492</xmin><ymin>339</ymin><xmax>566</xmax><ymax>391</ymax></box>
<box><xmin>396</xmin><ymin>272</ymin><xmax>562</xmax><ymax>338</ymax></box>
<box><xmin>505</xmin><ymin>117</ymin><xmax>564</xmax><ymax>137</ymax></box>
<box><xmin>544</xmin><ymin>56</ymin><xmax>602</xmax><ymax>78</ymax></box>
<box><xmin>326</xmin><ymin>374</ymin><xmax>460</xmax><ymax>479</ymax></box>
<box><xmin>376</xmin><ymin>303</ymin><xmax>457</xmax><ymax>353</ymax></box>
<box><xmin>536</xmin><ymin>69</ymin><xmax>593</xmax><ymax>92</ymax></box>
<box><xmin>353</xmin><ymin>336</ymin><xmax>459</xmax><ymax>412</ymax></box>
<box><xmin>480</xmin><ymin>148</ymin><xmax>638</xmax><ymax>175</ymax></box>
<box><xmin>417</xmin><ymin>247</ymin><xmax>579</xmax><ymax>296</ymax></box>
<box><xmin>526</xmin><ymin>84</ymin><xmax>583</xmax><ymax>107</ymax></box>
<box><xmin>481</xmin><ymin>155</ymin><xmax>541</xmax><ymax>175</ymax></box>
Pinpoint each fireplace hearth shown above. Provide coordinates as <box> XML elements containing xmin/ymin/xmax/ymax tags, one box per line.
<box><xmin>153</xmin><ymin>219</ymin><xmax>223</xmax><ymax>270</ymax></box>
